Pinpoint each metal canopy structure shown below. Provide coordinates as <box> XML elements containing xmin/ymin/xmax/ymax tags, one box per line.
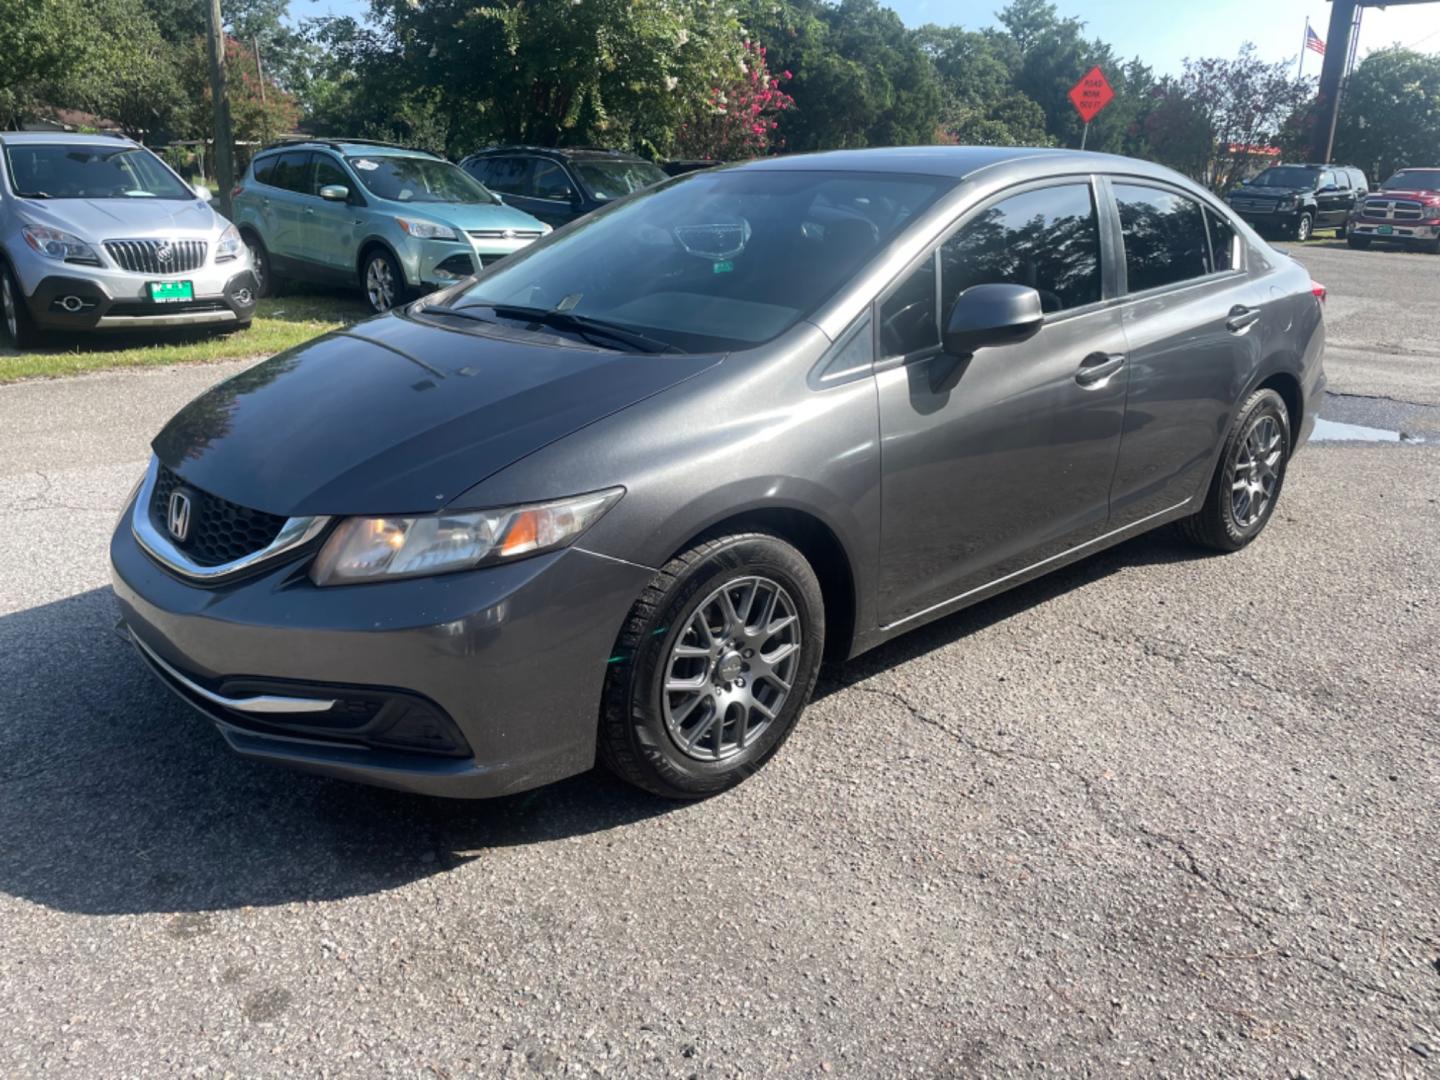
<box><xmin>1311</xmin><ymin>0</ymin><xmax>1438</xmax><ymax>163</ymax></box>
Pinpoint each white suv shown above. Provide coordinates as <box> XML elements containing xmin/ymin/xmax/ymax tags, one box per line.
<box><xmin>0</xmin><ymin>132</ymin><xmax>257</xmax><ymax>349</ymax></box>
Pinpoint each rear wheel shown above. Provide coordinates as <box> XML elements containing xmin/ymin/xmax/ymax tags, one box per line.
<box><xmin>1179</xmin><ymin>388</ymin><xmax>1291</xmax><ymax>552</ymax></box>
<box><xmin>362</xmin><ymin>248</ymin><xmax>405</xmax><ymax>313</ymax></box>
<box><xmin>244</xmin><ymin>233</ymin><xmax>279</xmax><ymax>298</ymax></box>
<box><xmin>1293</xmin><ymin>212</ymin><xmax>1313</xmax><ymax>242</ymax></box>
<box><xmin>0</xmin><ymin>262</ymin><xmax>39</xmax><ymax>350</ymax></box>
<box><xmin>598</xmin><ymin>533</ymin><xmax>825</xmax><ymax>799</ymax></box>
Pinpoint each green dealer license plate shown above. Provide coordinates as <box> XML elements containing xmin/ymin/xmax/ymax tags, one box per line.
<box><xmin>148</xmin><ymin>280</ymin><xmax>194</xmax><ymax>303</ymax></box>
<box><xmin>1377</xmin><ymin>225</ymin><xmax>1394</xmax><ymax>235</ymax></box>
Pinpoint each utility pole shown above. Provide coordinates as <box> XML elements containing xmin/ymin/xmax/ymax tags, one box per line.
<box><xmin>204</xmin><ymin>0</ymin><xmax>236</xmax><ymax>219</ymax></box>
<box><xmin>254</xmin><ymin>37</ymin><xmax>270</xmax><ymax>147</ymax></box>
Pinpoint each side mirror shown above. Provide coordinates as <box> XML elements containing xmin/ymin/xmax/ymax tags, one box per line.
<box><xmin>943</xmin><ymin>283</ymin><xmax>1044</xmax><ymax>356</ymax></box>
<box><xmin>319</xmin><ymin>184</ymin><xmax>350</xmax><ymax>202</ymax></box>
<box><xmin>193</xmin><ymin>183</ymin><xmax>213</xmax><ymax>202</ymax></box>
<box><xmin>1240</xmin><ymin>178</ymin><xmax>1251</xmax><ymax>185</ymax></box>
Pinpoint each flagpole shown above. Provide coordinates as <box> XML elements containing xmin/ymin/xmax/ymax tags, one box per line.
<box><xmin>1299</xmin><ymin>17</ymin><xmax>1309</xmax><ymax>80</ymax></box>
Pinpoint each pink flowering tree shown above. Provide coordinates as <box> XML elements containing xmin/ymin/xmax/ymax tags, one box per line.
<box><xmin>675</xmin><ymin>39</ymin><xmax>794</xmax><ymax>160</ymax></box>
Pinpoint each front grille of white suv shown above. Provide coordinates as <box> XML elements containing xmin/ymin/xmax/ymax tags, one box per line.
<box><xmin>104</xmin><ymin>239</ymin><xmax>208</xmax><ymax>275</ymax></box>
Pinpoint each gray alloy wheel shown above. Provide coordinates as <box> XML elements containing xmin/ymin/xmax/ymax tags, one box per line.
<box><xmin>661</xmin><ymin>575</ymin><xmax>802</xmax><ymax>761</ymax></box>
<box><xmin>1229</xmin><ymin>413</ymin><xmax>1283</xmax><ymax>528</ymax></box>
<box><xmin>1294</xmin><ymin>212</ymin><xmax>1313</xmax><ymax>242</ymax></box>
<box><xmin>364</xmin><ymin>251</ymin><xmax>401</xmax><ymax>313</ymax></box>
<box><xmin>246</xmin><ymin>236</ymin><xmax>270</xmax><ymax>297</ymax></box>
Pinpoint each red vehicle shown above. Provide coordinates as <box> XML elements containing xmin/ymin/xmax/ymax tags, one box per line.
<box><xmin>1348</xmin><ymin>167</ymin><xmax>1440</xmax><ymax>252</ymax></box>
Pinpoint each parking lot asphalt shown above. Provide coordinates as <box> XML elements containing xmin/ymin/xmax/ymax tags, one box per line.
<box><xmin>2</xmin><ymin>256</ymin><xmax>1438</xmax><ymax>1077</ymax></box>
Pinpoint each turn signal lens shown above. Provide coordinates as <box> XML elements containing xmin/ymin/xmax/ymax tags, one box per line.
<box><xmin>310</xmin><ymin>488</ymin><xmax>624</xmax><ymax>585</ymax></box>
<box><xmin>1311</xmin><ymin>280</ymin><xmax>1326</xmax><ymax>305</ymax></box>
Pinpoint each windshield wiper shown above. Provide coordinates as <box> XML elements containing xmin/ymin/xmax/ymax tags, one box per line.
<box><xmin>17</xmin><ymin>190</ymin><xmax>49</xmax><ymax>199</ymax></box>
<box><xmin>456</xmin><ymin>303</ymin><xmax>683</xmax><ymax>354</ymax></box>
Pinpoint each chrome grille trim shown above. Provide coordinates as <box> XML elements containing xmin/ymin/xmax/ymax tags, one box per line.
<box><xmin>466</xmin><ymin>228</ymin><xmax>544</xmax><ymax>240</ymax></box>
<box><xmin>130</xmin><ymin>457</ymin><xmax>331</xmax><ymax>582</ymax></box>
<box><xmin>1362</xmin><ymin>198</ymin><xmax>1426</xmax><ymax>222</ymax></box>
<box><xmin>104</xmin><ymin>239</ymin><xmax>208</xmax><ymax>275</ymax></box>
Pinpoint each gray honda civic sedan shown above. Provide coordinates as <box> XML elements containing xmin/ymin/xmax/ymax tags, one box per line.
<box><xmin>110</xmin><ymin>146</ymin><xmax>1326</xmax><ymax>800</ymax></box>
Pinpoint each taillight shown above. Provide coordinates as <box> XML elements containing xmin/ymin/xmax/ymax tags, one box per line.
<box><xmin>1311</xmin><ymin>281</ymin><xmax>1326</xmax><ymax>305</ymax></box>
<box><xmin>231</xmin><ymin>184</ymin><xmax>246</xmax><ymax>199</ymax></box>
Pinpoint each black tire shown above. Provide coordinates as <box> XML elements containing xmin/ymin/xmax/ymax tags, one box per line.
<box><xmin>1293</xmin><ymin>212</ymin><xmax>1313</xmax><ymax>242</ymax></box>
<box><xmin>244</xmin><ymin>233</ymin><xmax>279</xmax><ymax>298</ymax></box>
<box><xmin>1179</xmin><ymin>388</ymin><xmax>1291</xmax><ymax>553</ymax></box>
<box><xmin>598</xmin><ymin>533</ymin><xmax>825</xmax><ymax>799</ymax></box>
<box><xmin>1335</xmin><ymin>220</ymin><xmax>1347</xmax><ymax>239</ymax></box>
<box><xmin>1347</xmin><ymin>234</ymin><xmax>1371</xmax><ymax>250</ymax></box>
<box><xmin>231</xmin><ymin>319</ymin><xmax>253</xmax><ymax>332</ymax></box>
<box><xmin>0</xmin><ymin>259</ymin><xmax>40</xmax><ymax>350</ymax></box>
<box><xmin>361</xmin><ymin>247</ymin><xmax>406</xmax><ymax>314</ymax></box>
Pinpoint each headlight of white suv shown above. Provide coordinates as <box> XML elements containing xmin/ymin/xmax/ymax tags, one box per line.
<box><xmin>22</xmin><ymin>225</ymin><xmax>101</xmax><ymax>266</ymax></box>
<box><xmin>310</xmin><ymin>488</ymin><xmax>624</xmax><ymax>585</ymax></box>
<box><xmin>396</xmin><ymin>217</ymin><xmax>459</xmax><ymax>241</ymax></box>
<box><xmin>215</xmin><ymin>224</ymin><xmax>243</xmax><ymax>262</ymax></box>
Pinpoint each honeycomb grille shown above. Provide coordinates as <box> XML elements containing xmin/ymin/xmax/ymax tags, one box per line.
<box><xmin>149</xmin><ymin>465</ymin><xmax>288</xmax><ymax>567</ymax></box>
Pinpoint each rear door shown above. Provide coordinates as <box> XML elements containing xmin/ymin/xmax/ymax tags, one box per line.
<box><xmin>1107</xmin><ymin>180</ymin><xmax>1264</xmax><ymax>525</ymax></box>
<box><xmin>264</xmin><ymin>151</ymin><xmax>314</xmax><ymax>262</ymax></box>
<box><xmin>1318</xmin><ymin>168</ymin><xmax>1350</xmax><ymax>226</ymax></box>
<box><xmin>875</xmin><ymin>178</ymin><xmax>1130</xmax><ymax>626</ymax></box>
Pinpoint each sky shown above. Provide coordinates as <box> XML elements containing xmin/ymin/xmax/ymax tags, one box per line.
<box><xmin>289</xmin><ymin>0</ymin><xmax>1440</xmax><ymax>77</ymax></box>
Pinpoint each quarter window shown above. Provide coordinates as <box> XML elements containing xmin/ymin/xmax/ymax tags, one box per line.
<box><xmin>252</xmin><ymin>155</ymin><xmax>277</xmax><ymax>187</ymax></box>
<box><xmin>1204</xmin><ymin>208</ymin><xmax>1238</xmax><ymax>273</ymax></box>
<box><xmin>1114</xmin><ymin>183</ymin><xmax>1211</xmax><ymax>293</ymax></box>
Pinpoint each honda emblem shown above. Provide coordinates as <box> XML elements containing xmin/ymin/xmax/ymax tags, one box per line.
<box><xmin>167</xmin><ymin>490</ymin><xmax>191</xmax><ymax>542</ymax></box>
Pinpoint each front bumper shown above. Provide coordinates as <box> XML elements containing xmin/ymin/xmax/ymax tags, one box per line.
<box><xmin>1229</xmin><ymin>206</ymin><xmax>1302</xmax><ymax>230</ymax></box>
<box><xmin>413</xmin><ymin>237</ymin><xmax>539</xmax><ymax>288</ymax></box>
<box><xmin>109</xmin><ymin>508</ymin><xmax>653</xmax><ymax>798</ymax></box>
<box><xmin>1349</xmin><ymin>221</ymin><xmax>1440</xmax><ymax>242</ymax></box>
<box><xmin>25</xmin><ymin>270</ymin><xmax>258</xmax><ymax>331</ymax></box>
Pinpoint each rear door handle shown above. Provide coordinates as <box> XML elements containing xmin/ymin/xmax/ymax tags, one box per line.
<box><xmin>1075</xmin><ymin>351</ymin><xmax>1125</xmax><ymax>387</ymax></box>
<box><xmin>1226</xmin><ymin>304</ymin><xmax>1261</xmax><ymax>333</ymax></box>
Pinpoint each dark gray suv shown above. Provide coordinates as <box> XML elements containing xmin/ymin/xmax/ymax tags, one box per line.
<box><xmin>111</xmin><ymin>147</ymin><xmax>1327</xmax><ymax>801</ymax></box>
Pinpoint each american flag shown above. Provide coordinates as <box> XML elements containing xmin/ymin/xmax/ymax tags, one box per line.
<box><xmin>1306</xmin><ymin>25</ymin><xmax>1326</xmax><ymax>55</ymax></box>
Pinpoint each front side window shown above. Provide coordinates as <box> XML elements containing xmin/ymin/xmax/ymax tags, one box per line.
<box><xmin>1114</xmin><ymin>183</ymin><xmax>1211</xmax><ymax>293</ymax></box>
<box><xmin>312</xmin><ymin>154</ymin><xmax>349</xmax><ymax>195</ymax></box>
<box><xmin>530</xmin><ymin>161</ymin><xmax>573</xmax><ymax>200</ymax></box>
<box><xmin>573</xmin><ymin>159</ymin><xmax>667</xmax><ymax>202</ymax></box>
<box><xmin>2</xmin><ymin>143</ymin><xmax>193</xmax><ymax>200</ymax></box>
<box><xmin>482</xmin><ymin>157</ymin><xmax>530</xmax><ymax>195</ymax></box>
<box><xmin>345</xmin><ymin>155</ymin><xmax>499</xmax><ymax>205</ymax></box>
<box><xmin>435</xmin><ymin>169</ymin><xmax>952</xmax><ymax>354</ymax></box>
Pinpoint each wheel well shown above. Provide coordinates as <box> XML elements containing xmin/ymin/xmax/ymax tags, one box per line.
<box><xmin>1258</xmin><ymin>372</ymin><xmax>1303</xmax><ymax>442</ymax></box>
<box><xmin>356</xmin><ymin>240</ymin><xmax>396</xmax><ymax>283</ymax></box>
<box><xmin>684</xmin><ymin>509</ymin><xmax>857</xmax><ymax>661</ymax></box>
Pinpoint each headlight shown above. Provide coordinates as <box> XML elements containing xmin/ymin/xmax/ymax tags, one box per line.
<box><xmin>310</xmin><ymin>488</ymin><xmax>624</xmax><ymax>585</ymax></box>
<box><xmin>215</xmin><ymin>224</ymin><xmax>243</xmax><ymax>262</ymax></box>
<box><xmin>396</xmin><ymin>217</ymin><xmax>459</xmax><ymax>241</ymax></box>
<box><xmin>1277</xmin><ymin>197</ymin><xmax>1297</xmax><ymax>211</ymax></box>
<box><xmin>22</xmin><ymin>225</ymin><xmax>101</xmax><ymax>265</ymax></box>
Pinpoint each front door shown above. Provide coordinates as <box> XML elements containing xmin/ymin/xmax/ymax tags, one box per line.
<box><xmin>305</xmin><ymin>152</ymin><xmax>361</xmax><ymax>275</ymax></box>
<box><xmin>520</xmin><ymin>159</ymin><xmax>581</xmax><ymax>227</ymax></box>
<box><xmin>876</xmin><ymin>180</ymin><xmax>1129</xmax><ymax>627</ymax></box>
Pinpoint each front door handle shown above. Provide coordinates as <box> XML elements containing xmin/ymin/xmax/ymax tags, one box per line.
<box><xmin>1075</xmin><ymin>351</ymin><xmax>1125</xmax><ymax>387</ymax></box>
<box><xmin>1226</xmin><ymin>304</ymin><xmax>1261</xmax><ymax>333</ymax></box>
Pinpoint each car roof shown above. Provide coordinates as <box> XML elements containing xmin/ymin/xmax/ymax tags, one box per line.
<box><xmin>468</xmin><ymin>145</ymin><xmax>652</xmax><ymax>162</ymax></box>
<box><xmin>727</xmin><ymin>146</ymin><xmax>1182</xmax><ymax>182</ymax></box>
<box><xmin>0</xmin><ymin>131</ymin><xmax>139</xmax><ymax>148</ymax></box>
<box><xmin>256</xmin><ymin>140</ymin><xmax>441</xmax><ymax>160</ymax></box>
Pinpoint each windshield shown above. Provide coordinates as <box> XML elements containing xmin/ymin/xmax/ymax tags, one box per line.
<box><xmin>572</xmin><ymin>159</ymin><xmax>668</xmax><ymax>202</ymax></box>
<box><xmin>1247</xmin><ymin>166</ymin><xmax>1321</xmax><ymax>190</ymax></box>
<box><xmin>346</xmin><ymin>155</ymin><xmax>500</xmax><ymax>205</ymax></box>
<box><xmin>1383</xmin><ymin>169</ymin><xmax>1440</xmax><ymax>191</ymax></box>
<box><xmin>437</xmin><ymin>169</ymin><xmax>952</xmax><ymax>353</ymax></box>
<box><xmin>2</xmin><ymin>143</ymin><xmax>192</xmax><ymax>200</ymax></box>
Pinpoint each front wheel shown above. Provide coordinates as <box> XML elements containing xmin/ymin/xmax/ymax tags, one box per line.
<box><xmin>362</xmin><ymin>248</ymin><xmax>405</xmax><ymax>313</ymax></box>
<box><xmin>598</xmin><ymin>533</ymin><xmax>825</xmax><ymax>799</ymax></box>
<box><xmin>1347</xmin><ymin>234</ymin><xmax>1371</xmax><ymax>250</ymax></box>
<box><xmin>0</xmin><ymin>262</ymin><xmax>39</xmax><ymax>350</ymax></box>
<box><xmin>1293</xmin><ymin>212</ymin><xmax>1314</xmax><ymax>242</ymax></box>
<box><xmin>1179</xmin><ymin>388</ymin><xmax>1291</xmax><ymax>552</ymax></box>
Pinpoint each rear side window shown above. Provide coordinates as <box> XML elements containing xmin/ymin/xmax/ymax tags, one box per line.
<box><xmin>268</xmin><ymin>151</ymin><xmax>312</xmax><ymax>194</ymax></box>
<box><xmin>940</xmin><ymin>183</ymin><xmax>1102</xmax><ymax>315</ymax></box>
<box><xmin>1348</xmin><ymin>168</ymin><xmax>1369</xmax><ymax>192</ymax></box>
<box><xmin>252</xmin><ymin>155</ymin><xmax>278</xmax><ymax>187</ymax></box>
<box><xmin>483</xmin><ymin>157</ymin><xmax>530</xmax><ymax>195</ymax></box>
<box><xmin>1205</xmin><ymin>208</ymin><xmax>1238</xmax><ymax>273</ymax></box>
<box><xmin>1114</xmin><ymin>183</ymin><xmax>1211</xmax><ymax>293</ymax></box>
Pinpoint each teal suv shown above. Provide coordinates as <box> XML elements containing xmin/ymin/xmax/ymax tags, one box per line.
<box><xmin>232</xmin><ymin>140</ymin><xmax>550</xmax><ymax>313</ymax></box>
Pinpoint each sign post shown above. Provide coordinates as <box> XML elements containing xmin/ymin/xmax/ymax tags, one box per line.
<box><xmin>1068</xmin><ymin>66</ymin><xmax>1115</xmax><ymax>149</ymax></box>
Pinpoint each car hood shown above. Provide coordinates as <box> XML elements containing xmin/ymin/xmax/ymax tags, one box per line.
<box><xmin>21</xmin><ymin>197</ymin><xmax>219</xmax><ymax>239</ymax></box>
<box><xmin>152</xmin><ymin>314</ymin><xmax>721</xmax><ymax>517</ymax></box>
<box><xmin>412</xmin><ymin>201</ymin><xmax>548</xmax><ymax>233</ymax></box>
<box><xmin>1374</xmin><ymin>188</ymin><xmax>1440</xmax><ymax>200</ymax></box>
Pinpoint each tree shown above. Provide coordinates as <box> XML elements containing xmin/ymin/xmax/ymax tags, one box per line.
<box><xmin>176</xmin><ymin>35</ymin><xmax>298</xmax><ymax>147</ymax></box>
<box><xmin>916</xmin><ymin>25</ymin><xmax>1050</xmax><ymax>146</ymax></box>
<box><xmin>675</xmin><ymin>40</ymin><xmax>795</xmax><ymax>159</ymax></box>
<box><xmin>1331</xmin><ymin>48</ymin><xmax>1440</xmax><ymax>181</ymax></box>
<box><xmin>0</xmin><ymin>0</ymin><xmax>103</xmax><ymax>126</ymax></box>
